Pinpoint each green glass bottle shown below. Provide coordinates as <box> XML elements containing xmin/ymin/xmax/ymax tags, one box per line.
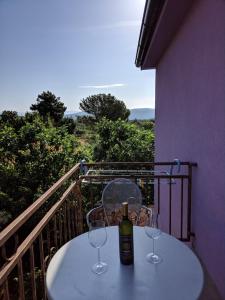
<box><xmin>119</xmin><ymin>202</ymin><xmax>134</xmax><ymax>265</ymax></box>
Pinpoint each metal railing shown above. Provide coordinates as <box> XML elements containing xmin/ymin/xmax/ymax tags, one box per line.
<box><xmin>0</xmin><ymin>161</ymin><xmax>196</xmax><ymax>299</ymax></box>
<box><xmin>0</xmin><ymin>164</ymin><xmax>83</xmax><ymax>300</ymax></box>
<box><xmin>80</xmin><ymin>161</ymin><xmax>197</xmax><ymax>241</ymax></box>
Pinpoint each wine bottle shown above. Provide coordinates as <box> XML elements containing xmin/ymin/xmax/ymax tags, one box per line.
<box><xmin>119</xmin><ymin>202</ymin><xmax>134</xmax><ymax>265</ymax></box>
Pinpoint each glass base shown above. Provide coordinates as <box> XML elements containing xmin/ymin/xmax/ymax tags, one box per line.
<box><xmin>146</xmin><ymin>252</ymin><xmax>162</xmax><ymax>264</ymax></box>
<box><xmin>92</xmin><ymin>261</ymin><xmax>108</xmax><ymax>275</ymax></box>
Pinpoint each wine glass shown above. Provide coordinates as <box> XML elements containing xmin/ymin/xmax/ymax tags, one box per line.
<box><xmin>88</xmin><ymin>220</ymin><xmax>108</xmax><ymax>274</ymax></box>
<box><xmin>144</xmin><ymin>211</ymin><xmax>162</xmax><ymax>264</ymax></box>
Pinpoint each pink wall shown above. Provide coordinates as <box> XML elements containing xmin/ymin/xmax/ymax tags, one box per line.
<box><xmin>154</xmin><ymin>0</ymin><xmax>225</xmax><ymax>297</ymax></box>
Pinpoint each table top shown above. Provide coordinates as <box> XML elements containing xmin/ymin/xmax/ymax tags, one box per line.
<box><xmin>46</xmin><ymin>226</ymin><xmax>203</xmax><ymax>300</ymax></box>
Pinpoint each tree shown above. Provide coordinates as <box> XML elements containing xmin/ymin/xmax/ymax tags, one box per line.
<box><xmin>79</xmin><ymin>94</ymin><xmax>130</xmax><ymax>121</ymax></box>
<box><xmin>59</xmin><ymin>118</ymin><xmax>76</xmax><ymax>134</ymax></box>
<box><xmin>1</xmin><ymin>110</ymin><xmax>18</xmax><ymax>123</ymax></box>
<box><xmin>0</xmin><ymin>111</ymin><xmax>25</xmax><ymax>130</ymax></box>
<box><xmin>30</xmin><ymin>91</ymin><xmax>66</xmax><ymax>124</ymax></box>
<box><xmin>93</xmin><ymin>118</ymin><xmax>154</xmax><ymax>162</ymax></box>
<box><xmin>0</xmin><ymin>114</ymin><xmax>93</xmax><ymax>229</ymax></box>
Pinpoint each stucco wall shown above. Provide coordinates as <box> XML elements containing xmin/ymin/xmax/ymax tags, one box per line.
<box><xmin>154</xmin><ymin>0</ymin><xmax>225</xmax><ymax>297</ymax></box>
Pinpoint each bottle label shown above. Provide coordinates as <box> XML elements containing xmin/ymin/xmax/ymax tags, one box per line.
<box><xmin>119</xmin><ymin>235</ymin><xmax>133</xmax><ymax>257</ymax></box>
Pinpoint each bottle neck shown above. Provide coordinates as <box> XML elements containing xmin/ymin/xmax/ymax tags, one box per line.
<box><xmin>122</xmin><ymin>202</ymin><xmax>129</xmax><ymax>220</ymax></box>
<box><xmin>122</xmin><ymin>214</ymin><xmax>129</xmax><ymax>220</ymax></box>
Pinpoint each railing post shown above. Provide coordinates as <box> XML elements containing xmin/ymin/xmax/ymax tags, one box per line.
<box><xmin>157</xmin><ymin>178</ymin><xmax>160</xmax><ymax>215</ymax></box>
<box><xmin>180</xmin><ymin>178</ymin><xmax>184</xmax><ymax>241</ymax></box>
<box><xmin>169</xmin><ymin>177</ymin><xmax>172</xmax><ymax>235</ymax></box>
<box><xmin>18</xmin><ymin>258</ymin><xmax>25</xmax><ymax>300</ymax></box>
<box><xmin>72</xmin><ymin>180</ymin><xmax>84</xmax><ymax>235</ymax></box>
<box><xmin>187</xmin><ymin>164</ymin><xmax>193</xmax><ymax>241</ymax></box>
<box><xmin>29</xmin><ymin>245</ymin><xmax>37</xmax><ymax>300</ymax></box>
<box><xmin>3</xmin><ymin>280</ymin><xmax>10</xmax><ymax>300</ymax></box>
<box><xmin>39</xmin><ymin>233</ymin><xmax>47</xmax><ymax>300</ymax></box>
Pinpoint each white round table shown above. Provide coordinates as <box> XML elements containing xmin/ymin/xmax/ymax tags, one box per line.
<box><xmin>46</xmin><ymin>226</ymin><xmax>203</xmax><ymax>300</ymax></box>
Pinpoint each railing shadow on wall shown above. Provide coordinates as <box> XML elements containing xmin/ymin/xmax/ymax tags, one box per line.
<box><xmin>0</xmin><ymin>161</ymin><xmax>196</xmax><ymax>299</ymax></box>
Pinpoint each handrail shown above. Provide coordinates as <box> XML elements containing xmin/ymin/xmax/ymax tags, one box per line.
<box><xmin>84</xmin><ymin>162</ymin><xmax>197</xmax><ymax>167</ymax></box>
<box><xmin>80</xmin><ymin>174</ymin><xmax>189</xmax><ymax>180</ymax></box>
<box><xmin>0</xmin><ymin>163</ymin><xmax>80</xmax><ymax>247</ymax></box>
<box><xmin>0</xmin><ymin>180</ymin><xmax>78</xmax><ymax>285</ymax></box>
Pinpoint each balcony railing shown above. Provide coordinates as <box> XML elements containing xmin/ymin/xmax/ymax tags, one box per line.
<box><xmin>0</xmin><ymin>161</ymin><xmax>196</xmax><ymax>299</ymax></box>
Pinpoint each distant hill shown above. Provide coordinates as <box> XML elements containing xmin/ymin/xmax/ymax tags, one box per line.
<box><xmin>65</xmin><ymin>111</ymin><xmax>89</xmax><ymax>119</ymax></box>
<box><xmin>65</xmin><ymin>108</ymin><xmax>155</xmax><ymax>120</ymax></box>
<box><xmin>129</xmin><ymin>108</ymin><xmax>155</xmax><ymax>120</ymax></box>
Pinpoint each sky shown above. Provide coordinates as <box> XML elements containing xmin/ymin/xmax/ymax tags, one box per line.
<box><xmin>0</xmin><ymin>0</ymin><xmax>155</xmax><ymax>113</ymax></box>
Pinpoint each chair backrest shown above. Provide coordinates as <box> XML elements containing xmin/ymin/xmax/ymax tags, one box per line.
<box><xmin>101</xmin><ymin>178</ymin><xmax>143</xmax><ymax>225</ymax></box>
<box><xmin>86</xmin><ymin>178</ymin><xmax>152</xmax><ymax>227</ymax></box>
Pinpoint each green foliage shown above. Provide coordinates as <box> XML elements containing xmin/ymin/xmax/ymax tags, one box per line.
<box><xmin>0</xmin><ymin>110</ymin><xmax>25</xmax><ymax>130</ymax></box>
<box><xmin>75</xmin><ymin>143</ymin><xmax>94</xmax><ymax>162</ymax></box>
<box><xmin>1</xmin><ymin>110</ymin><xmax>18</xmax><ymax>124</ymax></box>
<box><xmin>130</xmin><ymin>119</ymin><xmax>155</xmax><ymax>131</ymax></box>
<box><xmin>0</xmin><ymin>114</ymin><xmax>82</xmax><ymax>228</ymax></box>
<box><xmin>30</xmin><ymin>91</ymin><xmax>66</xmax><ymax>124</ymax></box>
<box><xmin>76</xmin><ymin>115</ymin><xmax>96</xmax><ymax>126</ymax></box>
<box><xmin>0</xmin><ymin>100</ymin><xmax>154</xmax><ymax>229</ymax></box>
<box><xmin>79</xmin><ymin>94</ymin><xmax>130</xmax><ymax>121</ymax></box>
<box><xmin>93</xmin><ymin>118</ymin><xmax>154</xmax><ymax>162</ymax></box>
<box><xmin>59</xmin><ymin>117</ymin><xmax>76</xmax><ymax>134</ymax></box>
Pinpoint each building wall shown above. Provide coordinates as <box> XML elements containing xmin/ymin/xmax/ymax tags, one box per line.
<box><xmin>154</xmin><ymin>0</ymin><xmax>225</xmax><ymax>297</ymax></box>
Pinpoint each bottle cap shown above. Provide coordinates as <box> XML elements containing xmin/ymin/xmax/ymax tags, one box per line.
<box><xmin>122</xmin><ymin>202</ymin><xmax>128</xmax><ymax>217</ymax></box>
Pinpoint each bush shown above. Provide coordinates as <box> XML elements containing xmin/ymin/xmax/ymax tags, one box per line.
<box><xmin>0</xmin><ymin>114</ymin><xmax>80</xmax><ymax>227</ymax></box>
<box><xmin>93</xmin><ymin>118</ymin><xmax>154</xmax><ymax>162</ymax></box>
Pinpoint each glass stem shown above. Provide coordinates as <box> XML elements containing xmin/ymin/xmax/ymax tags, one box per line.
<box><xmin>98</xmin><ymin>248</ymin><xmax>101</xmax><ymax>264</ymax></box>
<box><xmin>152</xmin><ymin>238</ymin><xmax>155</xmax><ymax>255</ymax></box>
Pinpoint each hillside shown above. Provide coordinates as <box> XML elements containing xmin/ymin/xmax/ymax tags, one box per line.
<box><xmin>65</xmin><ymin>108</ymin><xmax>155</xmax><ymax>120</ymax></box>
<box><xmin>129</xmin><ymin>108</ymin><xmax>155</xmax><ymax>120</ymax></box>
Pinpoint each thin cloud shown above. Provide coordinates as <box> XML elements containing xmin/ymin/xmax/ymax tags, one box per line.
<box><xmin>80</xmin><ymin>20</ymin><xmax>141</xmax><ymax>32</ymax></box>
<box><xmin>93</xmin><ymin>20</ymin><xmax>141</xmax><ymax>30</ymax></box>
<box><xmin>48</xmin><ymin>20</ymin><xmax>141</xmax><ymax>34</ymax></box>
<box><xmin>79</xmin><ymin>83</ymin><xmax>126</xmax><ymax>89</ymax></box>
